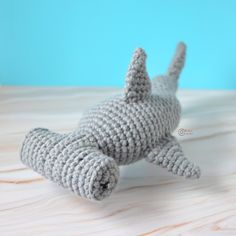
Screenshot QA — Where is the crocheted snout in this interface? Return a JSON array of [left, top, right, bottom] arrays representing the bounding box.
[[20, 128, 119, 201]]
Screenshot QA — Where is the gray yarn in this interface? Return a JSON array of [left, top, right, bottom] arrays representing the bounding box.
[[20, 42, 201, 201]]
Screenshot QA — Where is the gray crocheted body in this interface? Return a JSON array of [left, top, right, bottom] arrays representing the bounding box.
[[21, 42, 201, 201]]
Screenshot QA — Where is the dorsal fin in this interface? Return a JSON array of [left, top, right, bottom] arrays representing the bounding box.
[[124, 48, 151, 102]]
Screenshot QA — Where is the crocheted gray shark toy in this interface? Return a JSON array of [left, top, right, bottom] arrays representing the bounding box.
[[21, 42, 201, 201]]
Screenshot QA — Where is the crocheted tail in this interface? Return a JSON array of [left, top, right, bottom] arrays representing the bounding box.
[[167, 42, 186, 80], [20, 128, 119, 201], [152, 42, 186, 94]]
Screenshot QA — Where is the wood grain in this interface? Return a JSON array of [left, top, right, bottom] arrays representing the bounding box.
[[0, 87, 236, 236]]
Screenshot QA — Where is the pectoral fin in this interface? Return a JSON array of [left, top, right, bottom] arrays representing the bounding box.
[[145, 135, 201, 179]]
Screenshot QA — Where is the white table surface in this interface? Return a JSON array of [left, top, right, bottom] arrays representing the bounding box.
[[0, 87, 236, 236]]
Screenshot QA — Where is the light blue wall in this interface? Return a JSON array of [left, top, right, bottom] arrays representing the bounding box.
[[1, 0, 236, 89]]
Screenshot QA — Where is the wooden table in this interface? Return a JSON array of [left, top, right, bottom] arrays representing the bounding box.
[[1, 87, 236, 236]]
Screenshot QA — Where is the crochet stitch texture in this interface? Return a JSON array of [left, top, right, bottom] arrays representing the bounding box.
[[21, 42, 201, 201]]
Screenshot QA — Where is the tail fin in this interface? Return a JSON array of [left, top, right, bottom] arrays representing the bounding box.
[[167, 42, 186, 80]]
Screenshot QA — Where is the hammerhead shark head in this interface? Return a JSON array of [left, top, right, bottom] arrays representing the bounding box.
[[21, 42, 201, 201]]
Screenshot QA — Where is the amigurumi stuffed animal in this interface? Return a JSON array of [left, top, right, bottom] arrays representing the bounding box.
[[21, 42, 201, 201]]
